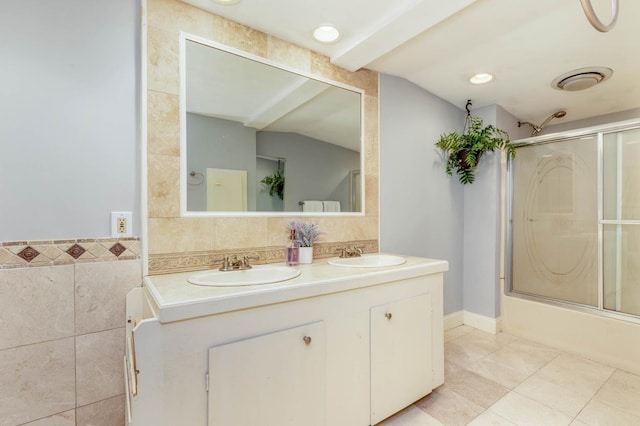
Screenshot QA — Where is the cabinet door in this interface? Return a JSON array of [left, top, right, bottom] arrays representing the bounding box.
[[370, 294, 432, 425], [208, 321, 325, 426]]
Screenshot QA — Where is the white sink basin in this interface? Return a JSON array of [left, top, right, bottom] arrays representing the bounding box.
[[188, 265, 301, 287], [327, 254, 406, 268]]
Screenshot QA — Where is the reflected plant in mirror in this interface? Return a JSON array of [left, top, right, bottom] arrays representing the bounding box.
[[260, 167, 285, 200], [183, 37, 364, 214]]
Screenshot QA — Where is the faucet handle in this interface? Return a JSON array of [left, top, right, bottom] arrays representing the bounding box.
[[213, 255, 230, 271], [335, 247, 347, 258], [242, 255, 259, 269]]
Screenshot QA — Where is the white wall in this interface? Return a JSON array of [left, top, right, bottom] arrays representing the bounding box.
[[379, 74, 465, 315], [0, 0, 140, 241]]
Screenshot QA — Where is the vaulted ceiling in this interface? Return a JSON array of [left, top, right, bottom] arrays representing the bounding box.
[[181, 0, 640, 127]]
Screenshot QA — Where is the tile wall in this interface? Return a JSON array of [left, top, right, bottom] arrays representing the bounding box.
[[0, 238, 142, 425], [145, 0, 380, 274]]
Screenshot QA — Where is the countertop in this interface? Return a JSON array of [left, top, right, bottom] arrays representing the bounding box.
[[143, 253, 449, 323]]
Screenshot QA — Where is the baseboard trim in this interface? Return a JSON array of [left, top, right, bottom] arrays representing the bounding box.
[[443, 311, 464, 331], [443, 310, 502, 334]]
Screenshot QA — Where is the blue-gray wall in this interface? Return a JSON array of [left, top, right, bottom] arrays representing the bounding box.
[[186, 113, 360, 212], [542, 107, 640, 135], [257, 132, 359, 212], [462, 105, 529, 318], [379, 73, 465, 315], [379, 75, 533, 318], [186, 113, 258, 211], [0, 0, 140, 240]]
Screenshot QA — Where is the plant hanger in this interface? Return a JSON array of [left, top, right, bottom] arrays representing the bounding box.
[[463, 99, 473, 134], [434, 99, 515, 184]]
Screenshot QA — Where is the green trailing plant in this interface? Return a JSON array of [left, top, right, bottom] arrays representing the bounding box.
[[260, 169, 285, 200], [435, 115, 515, 184]]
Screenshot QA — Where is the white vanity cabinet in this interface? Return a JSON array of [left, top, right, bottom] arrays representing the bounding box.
[[125, 256, 447, 426], [208, 321, 326, 426], [370, 294, 432, 424]]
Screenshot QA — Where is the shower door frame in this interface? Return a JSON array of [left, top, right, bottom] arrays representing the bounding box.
[[505, 118, 640, 324]]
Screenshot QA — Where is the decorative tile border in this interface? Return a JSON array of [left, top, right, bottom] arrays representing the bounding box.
[[148, 239, 379, 275], [0, 238, 141, 269]]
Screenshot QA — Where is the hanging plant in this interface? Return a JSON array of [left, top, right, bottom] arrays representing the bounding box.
[[435, 101, 515, 184], [260, 169, 285, 200]]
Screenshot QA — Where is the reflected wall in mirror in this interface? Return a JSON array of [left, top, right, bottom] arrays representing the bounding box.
[[183, 37, 364, 214]]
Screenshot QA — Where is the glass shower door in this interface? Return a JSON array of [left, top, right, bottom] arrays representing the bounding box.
[[511, 136, 599, 306], [602, 128, 640, 316]]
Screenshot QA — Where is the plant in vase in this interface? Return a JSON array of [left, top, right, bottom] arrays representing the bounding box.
[[288, 220, 324, 264]]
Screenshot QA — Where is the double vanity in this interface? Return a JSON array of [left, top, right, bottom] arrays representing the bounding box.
[[125, 254, 447, 425]]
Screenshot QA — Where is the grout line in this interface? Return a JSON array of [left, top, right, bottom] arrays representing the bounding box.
[[74, 262, 78, 410]]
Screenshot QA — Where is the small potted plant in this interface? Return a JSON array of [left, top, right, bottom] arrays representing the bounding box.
[[260, 169, 285, 200], [288, 220, 324, 264], [435, 114, 515, 184]]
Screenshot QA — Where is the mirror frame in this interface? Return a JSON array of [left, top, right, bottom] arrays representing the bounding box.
[[179, 32, 366, 217]]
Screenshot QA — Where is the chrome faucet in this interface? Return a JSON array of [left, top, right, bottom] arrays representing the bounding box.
[[215, 254, 259, 271]]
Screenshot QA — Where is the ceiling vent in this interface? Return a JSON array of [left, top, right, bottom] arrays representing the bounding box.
[[552, 67, 613, 91]]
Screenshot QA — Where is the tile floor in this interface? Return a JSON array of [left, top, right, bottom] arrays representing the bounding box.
[[379, 325, 640, 426]]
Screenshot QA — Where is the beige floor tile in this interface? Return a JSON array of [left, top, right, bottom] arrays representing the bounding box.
[[467, 357, 530, 389], [507, 339, 560, 361], [590, 369, 640, 418], [445, 342, 487, 368], [23, 410, 75, 426], [484, 341, 558, 376], [533, 354, 614, 396], [415, 387, 485, 426], [448, 331, 506, 357], [445, 325, 474, 342], [444, 359, 465, 381], [377, 405, 443, 426], [514, 375, 594, 417], [575, 398, 640, 426], [76, 395, 125, 426], [444, 369, 510, 409], [570, 421, 590, 426], [489, 392, 572, 425], [467, 410, 516, 425]]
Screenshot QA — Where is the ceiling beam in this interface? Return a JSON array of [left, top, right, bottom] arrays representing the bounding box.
[[244, 79, 329, 130], [331, 0, 478, 72]]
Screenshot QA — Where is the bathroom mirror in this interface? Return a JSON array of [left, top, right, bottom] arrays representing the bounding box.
[[182, 36, 364, 215]]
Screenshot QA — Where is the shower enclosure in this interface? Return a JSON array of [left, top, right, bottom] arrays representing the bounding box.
[[508, 120, 640, 321]]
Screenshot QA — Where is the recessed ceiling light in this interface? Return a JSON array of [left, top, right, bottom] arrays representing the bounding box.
[[469, 72, 495, 85], [211, 0, 240, 5], [313, 25, 341, 43]]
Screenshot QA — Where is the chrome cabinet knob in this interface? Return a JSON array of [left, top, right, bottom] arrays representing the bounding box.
[[303, 336, 312, 345], [385, 312, 392, 320]]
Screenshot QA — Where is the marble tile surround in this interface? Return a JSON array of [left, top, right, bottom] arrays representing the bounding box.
[[145, 0, 380, 273], [0, 244, 142, 426]]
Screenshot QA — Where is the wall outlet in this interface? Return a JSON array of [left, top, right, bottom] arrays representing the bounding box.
[[111, 212, 133, 237]]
